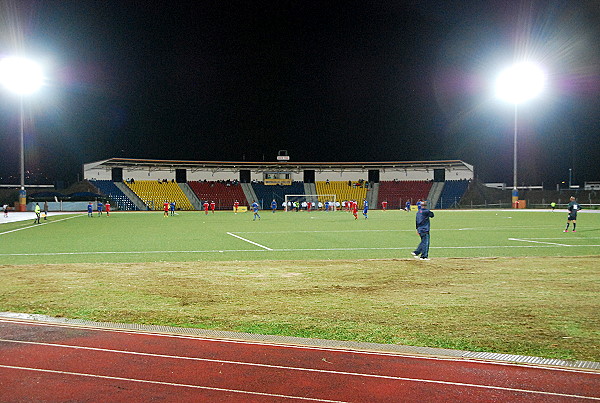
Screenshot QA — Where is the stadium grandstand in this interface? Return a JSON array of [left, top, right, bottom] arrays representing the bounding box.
[[125, 181, 194, 211], [252, 181, 305, 210], [315, 181, 368, 205], [377, 181, 432, 209], [89, 180, 140, 211], [82, 158, 474, 211], [189, 180, 246, 210], [435, 179, 470, 209]]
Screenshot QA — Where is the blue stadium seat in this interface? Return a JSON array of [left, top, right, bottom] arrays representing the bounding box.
[[90, 180, 140, 211], [436, 180, 469, 209]]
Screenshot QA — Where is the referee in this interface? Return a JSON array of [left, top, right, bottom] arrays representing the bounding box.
[[564, 196, 581, 232]]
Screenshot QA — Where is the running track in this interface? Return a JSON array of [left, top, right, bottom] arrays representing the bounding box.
[[0, 318, 599, 402]]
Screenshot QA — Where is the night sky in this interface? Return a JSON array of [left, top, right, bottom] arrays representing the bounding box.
[[1, 1, 599, 186]]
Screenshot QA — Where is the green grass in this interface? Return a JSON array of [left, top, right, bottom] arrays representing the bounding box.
[[1, 209, 598, 263], [1, 209, 599, 361]]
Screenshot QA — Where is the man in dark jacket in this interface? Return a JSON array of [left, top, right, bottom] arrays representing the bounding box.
[[412, 200, 434, 260]]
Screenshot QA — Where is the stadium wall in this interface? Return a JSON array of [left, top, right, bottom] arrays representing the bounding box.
[[83, 159, 474, 183]]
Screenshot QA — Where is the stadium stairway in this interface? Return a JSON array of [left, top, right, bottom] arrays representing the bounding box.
[[428, 182, 444, 208], [179, 183, 202, 210], [368, 183, 379, 209], [114, 182, 149, 210], [89, 180, 140, 211], [241, 183, 258, 207], [304, 183, 318, 206]]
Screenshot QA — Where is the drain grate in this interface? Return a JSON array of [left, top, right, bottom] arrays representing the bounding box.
[[1, 311, 598, 371]]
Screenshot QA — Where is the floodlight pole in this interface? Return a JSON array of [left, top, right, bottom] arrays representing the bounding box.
[[512, 104, 518, 208], [19, 96, 25, 190]]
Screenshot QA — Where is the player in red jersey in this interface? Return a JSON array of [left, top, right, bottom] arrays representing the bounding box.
[[352, 200, 358, 220], [105, 201, 111, 216], [234, 200, 239, 214], [203, 201, 209, 215], [210, 201, 216, 214], [381, 201, 387, 211], [163, 200, 169, 217]]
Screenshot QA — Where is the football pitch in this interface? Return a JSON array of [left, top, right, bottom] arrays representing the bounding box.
[[1, 209, 599, 361], [1, 209, 599, 264]]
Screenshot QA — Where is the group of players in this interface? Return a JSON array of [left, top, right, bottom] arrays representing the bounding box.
[[141, 194, 584, 237], [87, 201, 111, 217]]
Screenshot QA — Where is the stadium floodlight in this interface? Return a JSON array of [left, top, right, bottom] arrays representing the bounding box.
[[0, 56, 44, 95], [0, 56, 45, 211], [495, 62, 545, 207]]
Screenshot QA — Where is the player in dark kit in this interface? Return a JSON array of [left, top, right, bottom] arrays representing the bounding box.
[[412, 200, 434, 260], [564, 196, 581, 232]]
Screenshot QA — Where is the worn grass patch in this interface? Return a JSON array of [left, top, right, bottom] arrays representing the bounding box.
[[1, 256, 598, 361]]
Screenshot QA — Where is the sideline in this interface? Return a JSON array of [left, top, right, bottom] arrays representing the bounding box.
[[0, 215, 83, 236], [1, 243, 600, 257]]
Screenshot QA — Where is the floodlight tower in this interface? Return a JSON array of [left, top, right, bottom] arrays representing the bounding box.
[[0, 56, 44, 210], [495, 62, 545, 208]]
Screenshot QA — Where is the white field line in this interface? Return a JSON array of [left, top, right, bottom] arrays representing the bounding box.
[[508, 238, 571, 247], [2, 244, 600, 257], [0, 364, 345, 403], [233, 226, 558, 234], [0, 339, 598, 400], [523, 237, 600, 240], [226, 232, 273, 250], [0, 215, 82, 236]]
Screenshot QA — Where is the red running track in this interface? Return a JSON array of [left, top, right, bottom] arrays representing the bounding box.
[[0, 318, 599, 402]]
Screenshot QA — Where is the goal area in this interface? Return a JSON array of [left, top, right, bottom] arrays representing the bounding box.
[[284, 194, 337, 211]]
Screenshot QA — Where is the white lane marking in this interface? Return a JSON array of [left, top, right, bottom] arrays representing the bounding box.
[[2, 244, 600, 257], [226, 232, 272, 250], [508, 238, 571, 247], [0, 364, 346, 403], [2, 318, 598, 376], [0, 341, 598, 400], [0, 215, 82, 236]]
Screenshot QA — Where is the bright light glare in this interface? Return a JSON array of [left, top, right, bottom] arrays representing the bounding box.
[[0, 56, 44, 95], [495, 62, 545, 104]]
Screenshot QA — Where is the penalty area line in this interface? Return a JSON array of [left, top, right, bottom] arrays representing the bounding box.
[[226, 232, 273, 250], [508, 238, 571, 247]]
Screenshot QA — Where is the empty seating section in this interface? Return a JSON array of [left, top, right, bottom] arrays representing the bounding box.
[[125, 181, 194, 210], [188, 181, 247, 210], [436, 180, 469, 209], [378, 181, 432, 209], [90, 180, 139, 211], [315, 181, 367, 204], [251, 181, 305, 209]]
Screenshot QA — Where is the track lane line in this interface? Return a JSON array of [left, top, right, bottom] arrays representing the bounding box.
[[0, 364, 346, 403], [2, 318, 599, 375], [1, 338, 598, 400]]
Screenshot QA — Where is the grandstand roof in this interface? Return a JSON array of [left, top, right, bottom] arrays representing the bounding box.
[[85, 158, 473, 172]]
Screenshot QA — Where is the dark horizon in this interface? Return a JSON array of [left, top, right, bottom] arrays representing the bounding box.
[[1, 1, 599, 187]]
